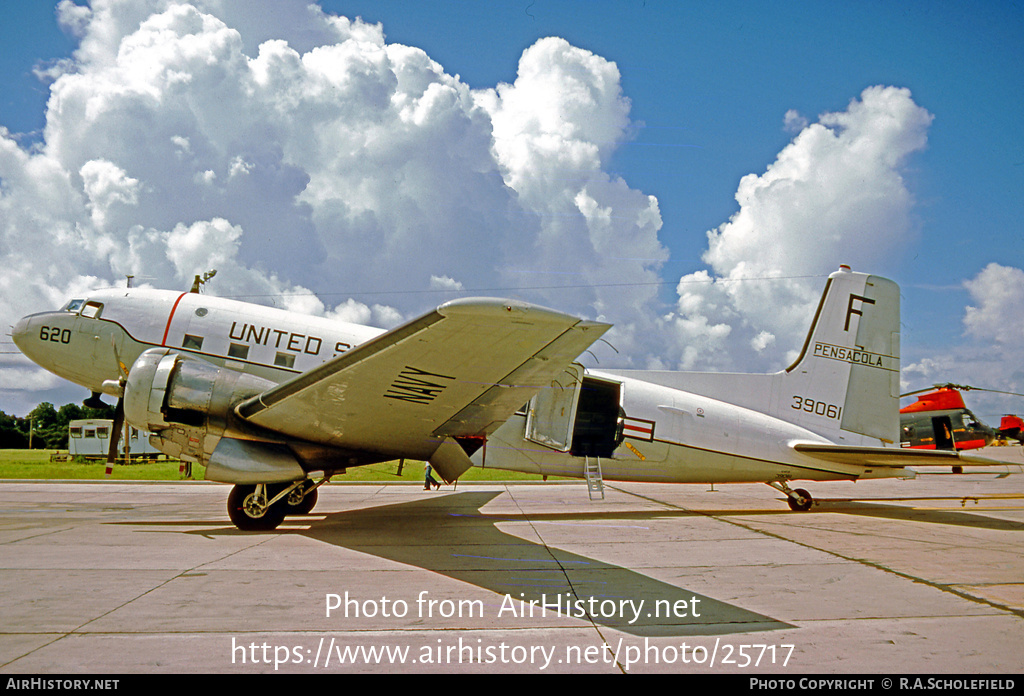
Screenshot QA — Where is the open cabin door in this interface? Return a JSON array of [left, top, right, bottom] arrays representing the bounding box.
[[525, 364, 583, 451], [932, 415, 955, 450], [525, 366, 624, 457], [569, 375, 623, 458]]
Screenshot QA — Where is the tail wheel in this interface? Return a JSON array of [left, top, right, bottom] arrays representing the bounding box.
[[787, 488, 814, 512], [227, 484, 287, 531]]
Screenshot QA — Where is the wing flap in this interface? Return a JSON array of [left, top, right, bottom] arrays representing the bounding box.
[[236, 298, 610, 461]]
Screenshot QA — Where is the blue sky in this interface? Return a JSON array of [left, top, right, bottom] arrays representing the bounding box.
[[1, 0, 1022, 419]]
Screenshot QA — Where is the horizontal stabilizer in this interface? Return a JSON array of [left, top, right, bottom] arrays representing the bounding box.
[[792, 442, 1007, 468]]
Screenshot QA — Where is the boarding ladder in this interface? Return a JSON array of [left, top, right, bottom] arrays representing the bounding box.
[[584, 456, 604, 500]]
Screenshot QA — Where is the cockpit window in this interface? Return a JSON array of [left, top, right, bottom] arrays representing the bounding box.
[[80, 301, 103, 319], [60, 299, 103, 318]]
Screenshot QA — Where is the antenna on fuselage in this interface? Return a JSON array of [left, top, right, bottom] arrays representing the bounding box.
[[190, 270, 217, 293]]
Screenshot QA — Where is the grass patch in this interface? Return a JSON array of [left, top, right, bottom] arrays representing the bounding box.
[[0, 450, 561, 483], [0, 450, 196, 480]]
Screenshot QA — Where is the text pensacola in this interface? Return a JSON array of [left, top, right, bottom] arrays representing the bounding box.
[[750, 678, 1016, 690], [325, 590, 702, 625]]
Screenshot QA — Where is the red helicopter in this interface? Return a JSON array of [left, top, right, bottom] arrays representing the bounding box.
[[1000, 414, 1024, 445], [900, 384, 1023, 450]]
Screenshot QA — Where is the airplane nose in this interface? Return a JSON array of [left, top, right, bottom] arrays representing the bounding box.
[[11, 315, 31, 351]]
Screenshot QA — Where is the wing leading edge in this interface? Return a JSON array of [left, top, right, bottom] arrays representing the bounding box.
[[235, 298, 610, 479]]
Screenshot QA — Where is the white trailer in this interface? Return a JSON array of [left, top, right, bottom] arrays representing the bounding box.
[[68, 419, 161, 459]]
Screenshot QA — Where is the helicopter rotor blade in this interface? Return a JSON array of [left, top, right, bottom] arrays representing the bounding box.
[[901, 383, 1024, 399]]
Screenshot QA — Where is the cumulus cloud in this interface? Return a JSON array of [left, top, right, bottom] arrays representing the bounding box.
[[56, 0, 92, 38], [0, 1, 666, 412], [783, 109, 808, 134], [865, 264, 1024, 422], [938, 264, 1024, 417], [664, 86, 935, 371], [963, 263, 1024, 346]]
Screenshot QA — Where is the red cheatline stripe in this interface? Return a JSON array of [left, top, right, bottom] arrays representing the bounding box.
[[161, 292, 188, 347]]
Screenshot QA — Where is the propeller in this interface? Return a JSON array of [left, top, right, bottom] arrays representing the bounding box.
[[105, 398, 124, 478], [103, 338, 131, 478]]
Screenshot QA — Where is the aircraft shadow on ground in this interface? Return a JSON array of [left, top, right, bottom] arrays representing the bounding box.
[[810, 499, 1024, 531], [129, 490, 1022, 636], [174, 491, 790, 638]]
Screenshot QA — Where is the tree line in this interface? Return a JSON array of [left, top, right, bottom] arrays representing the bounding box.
[[0, 402, 117, 449]]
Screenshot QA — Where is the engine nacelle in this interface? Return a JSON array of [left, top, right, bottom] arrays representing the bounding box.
[[122, 348, 276, 464]]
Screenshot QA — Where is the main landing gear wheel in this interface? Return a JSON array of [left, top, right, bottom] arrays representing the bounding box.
[[227, 484, 287, 531], [787, 488, 814, 512], [284, 479, 318, 515]]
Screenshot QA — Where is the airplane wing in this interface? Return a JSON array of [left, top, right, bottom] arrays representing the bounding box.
[[235, 298, 609, 480], [792, 442, 1012, 468]]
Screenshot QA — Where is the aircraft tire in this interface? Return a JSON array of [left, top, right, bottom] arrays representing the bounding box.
[[787, 488, 813, 512], [285, 481, 318, 515], [227, 484, 287, 531]]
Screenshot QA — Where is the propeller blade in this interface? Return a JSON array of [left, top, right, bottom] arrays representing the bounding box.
[[83, 391, 107, 410], [106, 398, 124, 478], [111, 336, 129, 379]]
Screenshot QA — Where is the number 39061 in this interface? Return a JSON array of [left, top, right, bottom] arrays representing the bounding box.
[[791, 396, 841, 420]]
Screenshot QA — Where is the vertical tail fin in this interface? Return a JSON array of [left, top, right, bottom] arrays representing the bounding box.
[[778, 266, 900, 444]]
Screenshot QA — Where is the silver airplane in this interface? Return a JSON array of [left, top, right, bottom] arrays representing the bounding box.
[[12, 266, 1000, 529], [13, 289, 609, 529]]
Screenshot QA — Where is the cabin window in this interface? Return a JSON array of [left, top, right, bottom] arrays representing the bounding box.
[[228, 343, 249, 360], [96, 427, 109, 438], [182, 334, 204, 350], [84, 429, 95, 439], [274, 352, 296, 369], [80, 301, 104, 319], [69, 427, 82, 438], [62, 299, 85, 313]]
